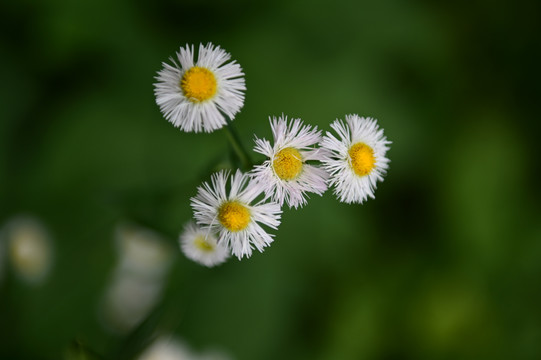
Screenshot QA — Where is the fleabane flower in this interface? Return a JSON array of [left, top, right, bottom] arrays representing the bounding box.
[[179, 222, 230, 267], [154, 43, 246, 133], [320, 114, 391, 204], [3, 217, 53, 284], [251, 115, 329, 209], [190, 170, 281, 259]]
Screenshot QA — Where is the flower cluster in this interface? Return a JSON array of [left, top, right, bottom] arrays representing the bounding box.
[[154, 43, 391, 266]]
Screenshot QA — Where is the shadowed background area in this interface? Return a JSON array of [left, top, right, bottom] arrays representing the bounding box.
[[1, 0, 541, 359]]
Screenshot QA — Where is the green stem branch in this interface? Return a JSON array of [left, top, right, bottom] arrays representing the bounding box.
[[224, 119, 253, 171]]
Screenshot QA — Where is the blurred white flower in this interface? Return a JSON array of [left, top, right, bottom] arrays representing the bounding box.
[[102, 271, 164, 332], [191, 170, 281, 259], [139, 336, 233, 360], [180, 222, 230, 267], [320, 114, 391, 204], [251, 115, 329, 208], [116, 225, 173, 277], [100, 224, 174, 334], [2, 216, 53, 284], [154, 43, 246, 133]]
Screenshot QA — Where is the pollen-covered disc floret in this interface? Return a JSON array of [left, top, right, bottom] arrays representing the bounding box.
[[154, 43, 246, 133], [273, 147, 303, 180], [218, 201, 251, 232], [320, 114, 391, 204], [190, 170, 282, 259], [251, 115, 330, 209], [179, 222, 230, 267]]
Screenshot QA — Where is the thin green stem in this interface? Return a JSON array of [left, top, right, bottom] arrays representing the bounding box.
[[224, 119, 253, 171]]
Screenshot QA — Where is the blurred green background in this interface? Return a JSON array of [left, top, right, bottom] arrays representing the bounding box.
[[1, 0, 541, 359]]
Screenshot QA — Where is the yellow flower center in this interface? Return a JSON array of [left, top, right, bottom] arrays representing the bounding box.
[[194, 236, 215, 252], [180, 66, 217, 102], [273, 147, 303, 180], [218, 201, 251, 232], [348, 142, 376, 177]]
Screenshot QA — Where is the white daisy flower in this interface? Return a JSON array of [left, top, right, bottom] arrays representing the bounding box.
[[191, 170, 281, 259], [320, 114, 391, 204], [179, 221, 230, 267], [251, 115, 329, 209], [154, 43, 246, 133]]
